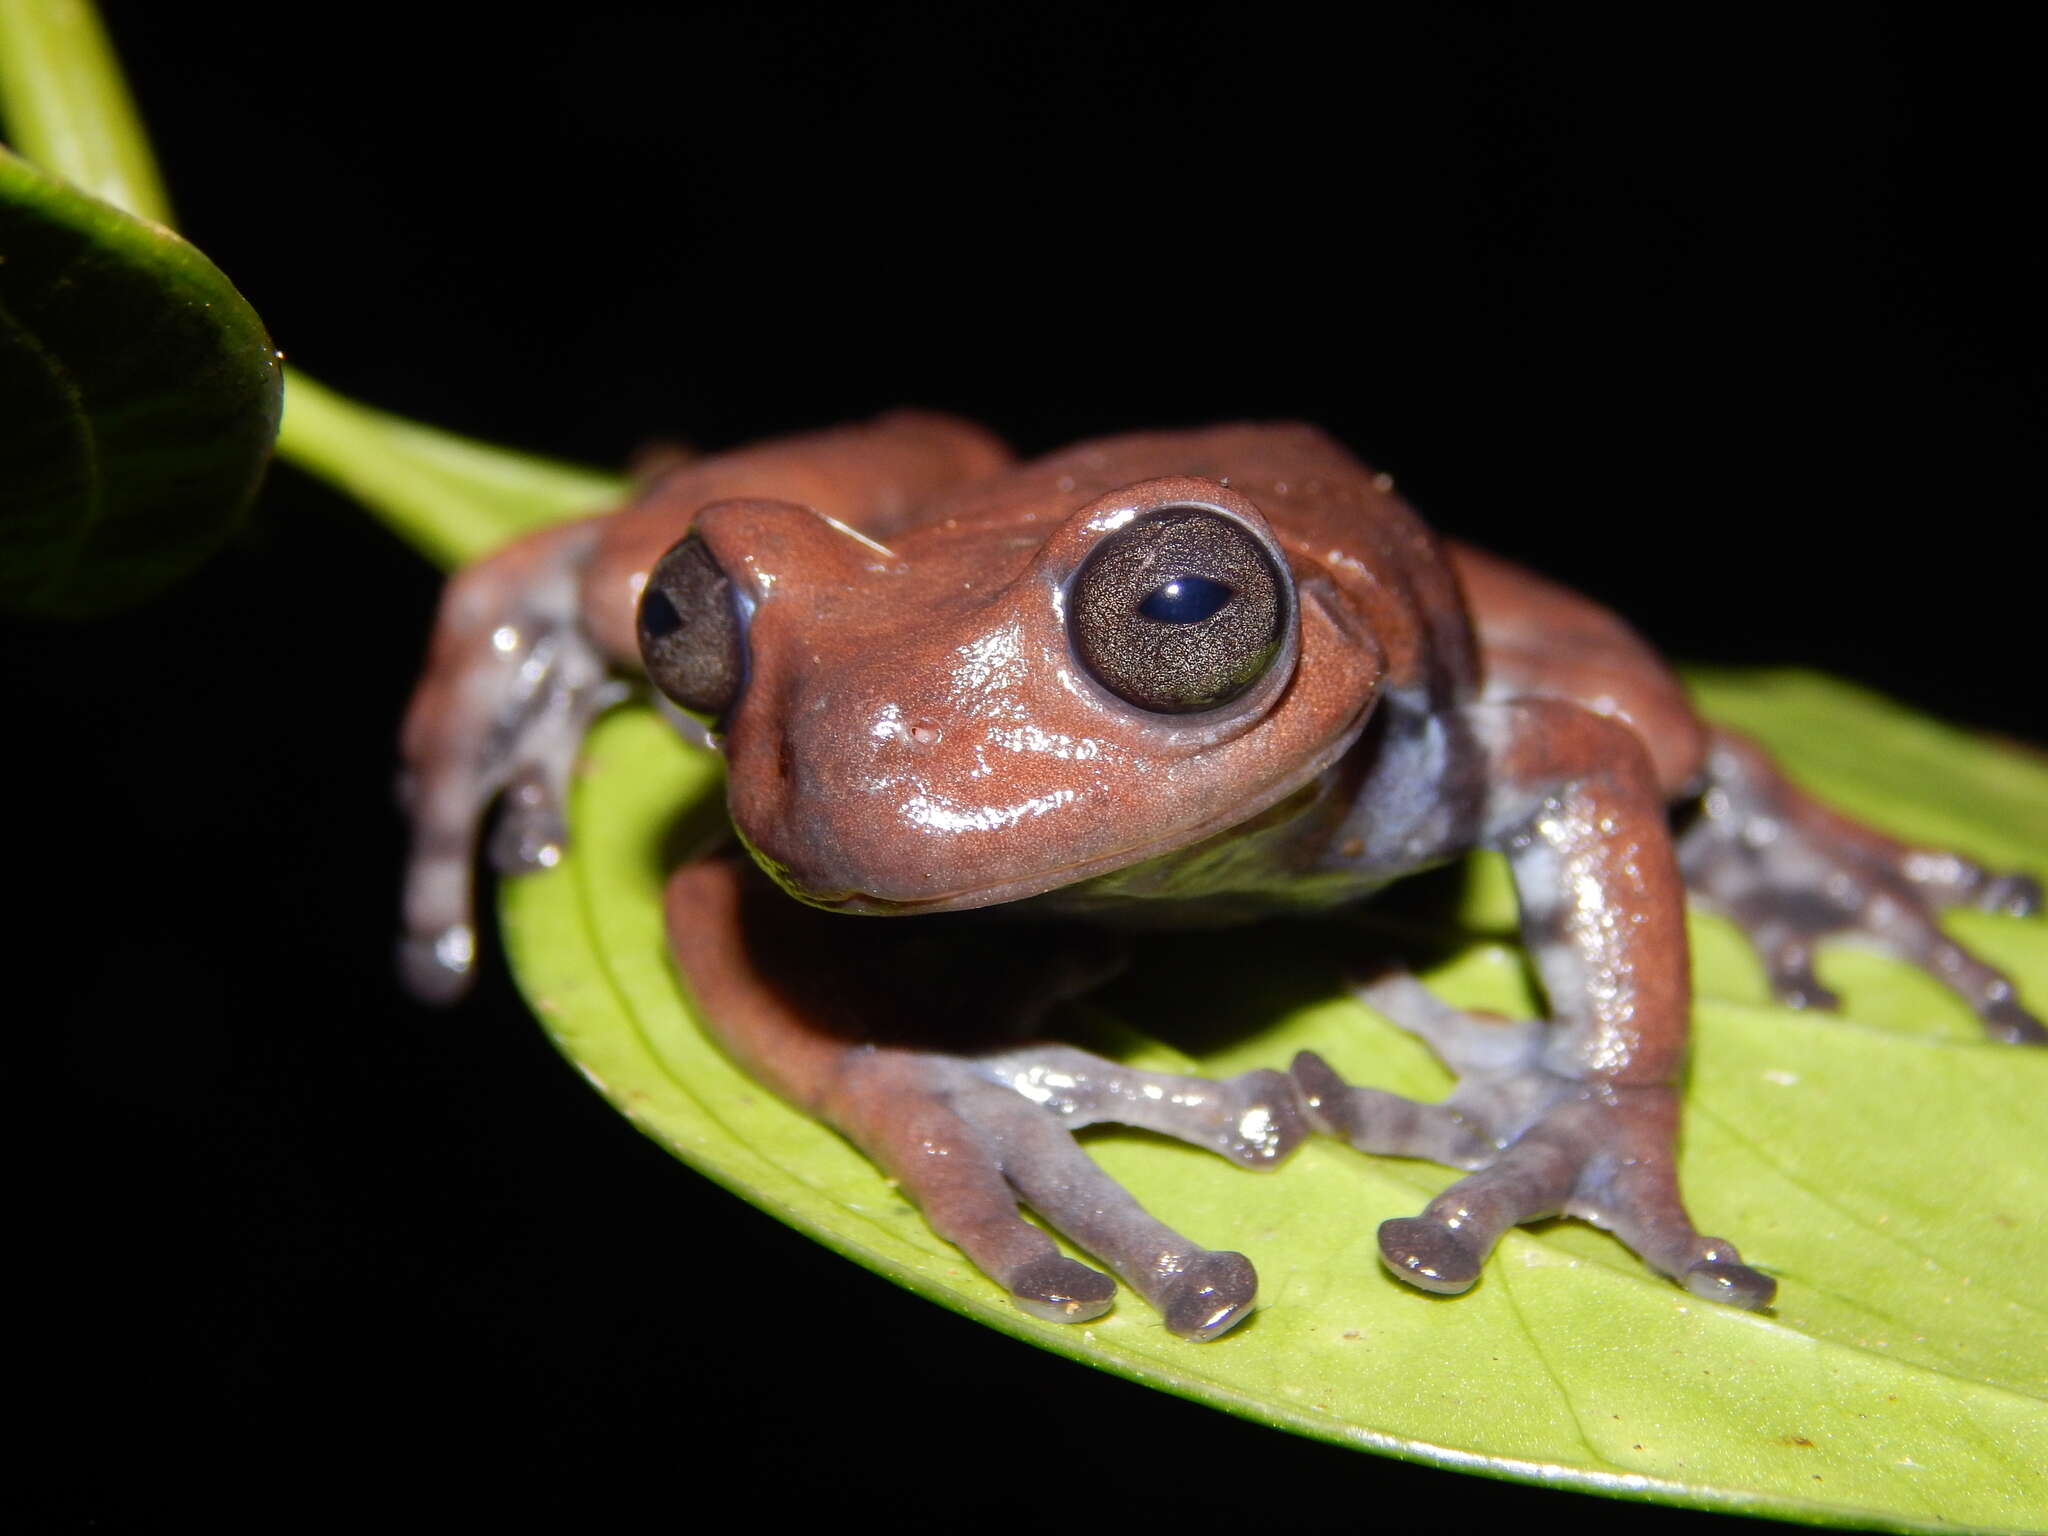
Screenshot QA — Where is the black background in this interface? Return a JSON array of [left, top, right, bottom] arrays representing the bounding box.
[[22, 4, 2042, 1530]]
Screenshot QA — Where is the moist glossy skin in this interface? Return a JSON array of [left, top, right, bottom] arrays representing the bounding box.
[[401, 414, 2044, 1339]]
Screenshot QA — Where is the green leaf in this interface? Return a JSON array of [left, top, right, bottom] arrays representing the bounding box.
[[0, 0, 281, 616], [498, 673, 2047, 1534], [0, 146, 280, 616]]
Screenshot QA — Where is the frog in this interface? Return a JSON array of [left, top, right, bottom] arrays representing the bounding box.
[[399, 413, 2044, 1340]]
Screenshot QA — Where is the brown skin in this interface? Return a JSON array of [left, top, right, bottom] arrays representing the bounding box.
[[401, 415, 2042, 1336]]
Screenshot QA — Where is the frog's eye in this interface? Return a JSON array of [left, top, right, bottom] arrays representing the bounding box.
[[1069, 509, 1288, 714], [638, 533, 746, 719]]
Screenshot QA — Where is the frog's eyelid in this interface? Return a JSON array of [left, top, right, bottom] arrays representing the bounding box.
[[638, 534, 750, 721], [815, 513, 896, 560], [1065, 508, 1290, 716]]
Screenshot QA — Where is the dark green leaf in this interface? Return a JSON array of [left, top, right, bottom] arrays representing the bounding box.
[[0, 147, 280, 616]]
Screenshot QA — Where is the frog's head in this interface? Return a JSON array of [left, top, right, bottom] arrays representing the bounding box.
[[636, 475, 1384, 912]]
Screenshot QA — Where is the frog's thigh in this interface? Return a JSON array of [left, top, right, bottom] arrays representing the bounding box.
[[660, 859, 1293, 1339], [1449, 540, 1706, 797]]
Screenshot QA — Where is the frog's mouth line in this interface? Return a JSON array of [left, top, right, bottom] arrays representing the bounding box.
[[755, 697, 1378, 917]]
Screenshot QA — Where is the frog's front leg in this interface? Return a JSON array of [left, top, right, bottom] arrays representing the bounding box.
[[1298, 698, 1775, 1309], [1679, 728, 2044, 1044], [400, 518, 629, 1001], [664, 859, 1308, 1339]]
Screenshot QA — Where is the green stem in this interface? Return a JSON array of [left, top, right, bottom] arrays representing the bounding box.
[[0, 0, 171, 224], [277, 370, 623, 568]]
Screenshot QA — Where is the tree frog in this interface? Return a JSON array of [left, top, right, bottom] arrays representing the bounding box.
[[400, 415, 2042, 1339]]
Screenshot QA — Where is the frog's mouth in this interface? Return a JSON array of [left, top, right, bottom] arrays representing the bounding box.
[[765, 867, 1079, 916], [738, 831, 1096, 917], [740, 708, 1369, 918]]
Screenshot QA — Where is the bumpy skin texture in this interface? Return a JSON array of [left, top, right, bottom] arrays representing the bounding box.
[[401, 413, 2043, 1335]]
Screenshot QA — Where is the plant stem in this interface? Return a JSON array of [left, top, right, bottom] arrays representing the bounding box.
[[278, 371, 622, 569], [0, 0, 171, 225]]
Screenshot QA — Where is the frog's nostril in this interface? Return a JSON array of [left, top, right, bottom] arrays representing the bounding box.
[[868, 714, 943, 747]]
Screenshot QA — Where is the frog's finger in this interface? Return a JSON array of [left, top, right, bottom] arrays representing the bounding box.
[[832, 1062, 1118, 1326], [1290, 1050, 1492, 1168], [1894, 848, 2042, 917], [1744, 921, 1842, 1014], [397, 784, 487, 1004], [974, 1045, 1306, 1169], [833, 1054, 1251, 1337], [484, 679, 630, 874], [1569, 1101, 1778, 1310], [1377, 1129, 1580, 1296], [955, 1075, 1259, 1340], [399, 518, 618, 1002]]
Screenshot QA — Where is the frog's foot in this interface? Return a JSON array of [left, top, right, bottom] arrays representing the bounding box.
[[398, 521, 628, 1002], [1292, 973, 1774, 1309], [827, 1045, 1308, 1339], [1678, 729, 2044, 1044]]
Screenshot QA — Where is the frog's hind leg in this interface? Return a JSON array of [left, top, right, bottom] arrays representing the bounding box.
[[1680, 729, 2044, 1044], [664, 859, 1307, 1339]]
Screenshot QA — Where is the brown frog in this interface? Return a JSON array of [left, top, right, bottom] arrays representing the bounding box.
[[400, 415, 2042, 1339]]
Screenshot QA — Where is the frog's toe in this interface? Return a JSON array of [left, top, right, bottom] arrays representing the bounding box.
[[1351, 971, 1544, 1074], [1377, 1216, 1485, 1294], [1159, 1251, 1260, 1341], [1564, 1089, 1776, 1309], [1005, 1254, 1117, 1326], [1748, 924, 1842, 1013], [1291, 1050, 1494, 1167], [1982, 996, 2048, 1046], [1682, 728, 2044, 1044], [398, 924, 476, 1006], [486, 765, 570, 874], [1973, 869, 2041, 918], [1684, 1254, 1776, 1310]]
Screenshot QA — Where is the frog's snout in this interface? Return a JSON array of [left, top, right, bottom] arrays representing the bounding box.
[[724, 690, 1109, 914]]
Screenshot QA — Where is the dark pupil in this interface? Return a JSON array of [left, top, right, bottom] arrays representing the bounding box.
[[1138, 575, 1233, 624], [640, 587, 683, 638]]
